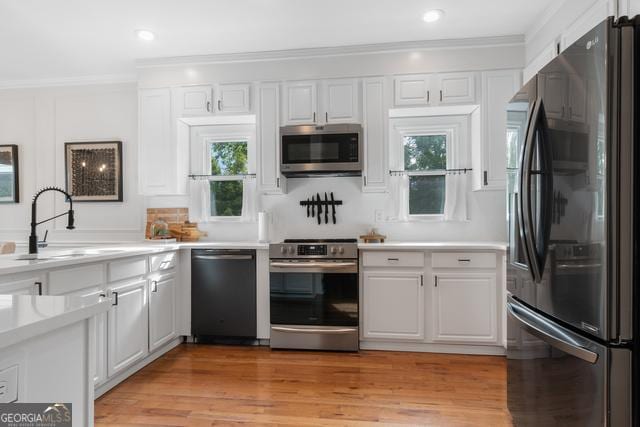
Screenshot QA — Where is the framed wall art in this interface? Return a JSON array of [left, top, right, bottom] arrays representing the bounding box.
[[65, 141, 123, 202], [0, 145, 19, 203]]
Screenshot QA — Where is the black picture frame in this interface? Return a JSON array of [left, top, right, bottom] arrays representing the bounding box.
[[0, 145, 19, 203], [64, 141, 123, 202]]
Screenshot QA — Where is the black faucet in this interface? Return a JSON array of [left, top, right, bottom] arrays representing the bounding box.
[[29, 187, 75, 255]]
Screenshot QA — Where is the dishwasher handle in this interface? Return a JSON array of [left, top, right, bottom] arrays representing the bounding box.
[[193, 254, 254, 260]]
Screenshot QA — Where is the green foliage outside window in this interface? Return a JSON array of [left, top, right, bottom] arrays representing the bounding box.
[[209, 141, 247, 217], [403, 135, 447, 215]]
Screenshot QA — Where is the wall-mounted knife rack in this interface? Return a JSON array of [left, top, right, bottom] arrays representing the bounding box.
[[300, 192, 342, 224]]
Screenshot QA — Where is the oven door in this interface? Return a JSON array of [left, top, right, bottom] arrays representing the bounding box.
[[269, 260, 358, 327]]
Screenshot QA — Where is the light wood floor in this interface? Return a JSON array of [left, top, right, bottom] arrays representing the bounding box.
[[95, 344, 511, 426]]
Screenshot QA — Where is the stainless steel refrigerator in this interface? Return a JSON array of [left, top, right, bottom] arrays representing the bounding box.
[[506, 16, 638, 426]]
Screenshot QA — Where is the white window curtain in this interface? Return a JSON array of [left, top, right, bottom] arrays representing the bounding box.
[[390, 113, 471, 222]]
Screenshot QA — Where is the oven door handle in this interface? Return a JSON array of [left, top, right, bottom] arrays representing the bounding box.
[[270, 261, 357, 268], [272, 326, 358, 335]]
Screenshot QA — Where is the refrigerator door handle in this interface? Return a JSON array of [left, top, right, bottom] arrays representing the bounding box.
[[507, 296, 598, 364], [518, 99, 540, 282]]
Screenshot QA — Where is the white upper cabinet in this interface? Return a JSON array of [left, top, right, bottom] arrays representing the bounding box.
[[394, 72, 476, 107], [473, 69, 521, 191], [362, 271, 425, 341], [539, 72, 566, 120], [139, 88, 185, 196], [216, 83, 251, 113], [283, 81, 318, 125], [257, 83, 286, 194], [175, 85, 214, 116], [436, 72, 476, 105], [362, 77, 387, 193], [322, 78, 360, 123], [394, 74, 431, 106], [431, 272, 498, 344]]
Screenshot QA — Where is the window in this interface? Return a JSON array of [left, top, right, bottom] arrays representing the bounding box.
[[208, 141, 247, 218], [403, 134, 447, 215]]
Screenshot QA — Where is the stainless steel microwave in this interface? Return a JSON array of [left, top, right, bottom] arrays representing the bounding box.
[[279, 124, 362, 177]]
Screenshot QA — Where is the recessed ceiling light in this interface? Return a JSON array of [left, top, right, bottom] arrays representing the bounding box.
[[135, 29, 155, 41], [423, 9, 444, 23]]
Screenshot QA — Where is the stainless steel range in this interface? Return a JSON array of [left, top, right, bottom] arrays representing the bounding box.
[[269, 239, 359, 351]]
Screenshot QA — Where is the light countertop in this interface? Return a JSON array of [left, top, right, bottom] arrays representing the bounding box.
[[0, 241, 269, 276], [358, 241, 507, 251], [0, 294, 112, 349]]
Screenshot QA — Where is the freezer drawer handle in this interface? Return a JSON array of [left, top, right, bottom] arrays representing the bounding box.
[[194, 255, 254, 260], [507, 298, 598, 364], [272, 326, 357, 335]]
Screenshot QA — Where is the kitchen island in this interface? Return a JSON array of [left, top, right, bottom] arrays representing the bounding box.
[[0, 294, 111, 427]]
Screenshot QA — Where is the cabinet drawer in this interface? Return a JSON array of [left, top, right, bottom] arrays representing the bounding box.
[[431, 252, 496, 269], [150, 251, 177, 272], [49, 264, 105, 295], [362, 251, 424, 268], [108, 257, 148, 282]]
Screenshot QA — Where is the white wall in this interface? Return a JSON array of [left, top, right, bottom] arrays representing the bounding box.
[[0, 83, 144, 244], [0, 40, 524, 245]]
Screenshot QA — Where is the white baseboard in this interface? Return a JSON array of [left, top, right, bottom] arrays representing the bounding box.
[[359, 340, 506, 355], [95, 337, 183, 398]]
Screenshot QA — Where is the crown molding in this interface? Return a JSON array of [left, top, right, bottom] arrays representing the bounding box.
[[0, 73, 137, 90], [136, 35, 525, 68]]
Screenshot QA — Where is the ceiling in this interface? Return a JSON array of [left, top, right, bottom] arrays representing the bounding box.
[[0, 0, 556, 84]]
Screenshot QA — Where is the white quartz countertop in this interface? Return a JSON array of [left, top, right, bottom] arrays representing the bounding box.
[[358, 241, 507, 251], [0, 241, 269, 276], [0, 294, 112, 349]]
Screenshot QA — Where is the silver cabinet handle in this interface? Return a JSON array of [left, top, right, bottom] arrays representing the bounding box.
[[270, 261, 356, 268], [34, 281, 42, 296], [507, 296, 598, 364], [313, 112, 316, 122], [206, 101, 211, 112], [440, 90, 443, 102], [325, 112, 328, 122], [434, 275, 438, 287], [387, 258, 399, 261], [427, 90, 430, 103], [112, 291, 119, 306], [458, 258, 471, 263], [218, 99, 222, 111], [420, 275, 424, 287], [152, 281, 158, 293]]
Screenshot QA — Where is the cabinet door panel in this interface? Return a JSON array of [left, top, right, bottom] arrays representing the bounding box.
[[362, 77, 387, 192], [568, 75, 586, 123], [149, 276, 177, 351], [177, 85, 213, 116], [258, 83, 285, 194], [324, 79, 359, 123], [363, 272, 424, 340], [432, 273, 497, 344], [139, 88, 174, 195], [394, 75, 430, 106], [108, 279, 148, 377], [218, 83, 250, 113], [284, 81, 317, 124], [539, 73, 566, 120], [437, 72, 476, 104]]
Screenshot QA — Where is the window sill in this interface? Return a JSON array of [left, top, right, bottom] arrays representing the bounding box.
[[206, 217, 255, 223]]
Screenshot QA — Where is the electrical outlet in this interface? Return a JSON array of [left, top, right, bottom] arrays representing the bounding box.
[[0, 365, 18, 403], [374, 210, 385, 223]]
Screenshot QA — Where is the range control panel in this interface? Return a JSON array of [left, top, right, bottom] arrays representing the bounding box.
[[298, 245, 327, 256]]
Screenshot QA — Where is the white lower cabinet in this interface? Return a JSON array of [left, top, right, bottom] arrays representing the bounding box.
[[0, 273, 44, 295], [107, 279, 149, 377], [431, 272, 498, 344], [149, 274, 177, 351], [362, 271, 424, 340]]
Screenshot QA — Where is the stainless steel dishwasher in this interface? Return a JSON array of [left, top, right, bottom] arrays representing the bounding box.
[[191, 249, 256, 339]]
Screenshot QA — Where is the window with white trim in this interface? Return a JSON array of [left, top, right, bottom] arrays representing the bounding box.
[[403, 133, 448, 216], [208, 140, 248, 218]]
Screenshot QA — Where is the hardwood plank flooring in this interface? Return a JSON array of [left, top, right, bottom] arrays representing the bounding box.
[[95, 344, 511, 426]]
